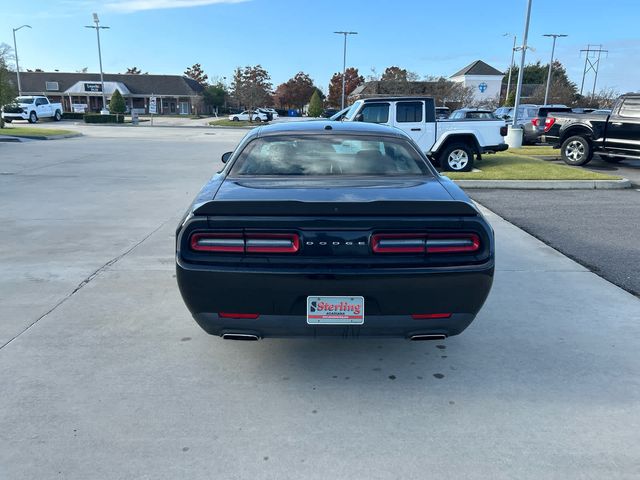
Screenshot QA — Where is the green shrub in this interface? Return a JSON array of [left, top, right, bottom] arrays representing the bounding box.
[[84, 113, 124, 124], [109, 90, 126, 114], [63, 112, 85, 120], [307, 90, 323, 117]]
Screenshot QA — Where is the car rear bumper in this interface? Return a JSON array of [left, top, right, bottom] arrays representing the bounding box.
[[193, 312, 477, 339], [481, 143, 509, 153], [176, 261, 494, 338]]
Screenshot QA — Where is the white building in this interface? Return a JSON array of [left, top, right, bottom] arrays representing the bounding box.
[[450, 60, 504, 104]]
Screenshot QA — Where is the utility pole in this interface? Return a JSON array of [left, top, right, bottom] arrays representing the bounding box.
[[85, 13, 110, 113], [12, 25, 32, 96], [542, 33, 567, 105], [502, 33, 517, 102], [580, 44, 608, 97], [334, 31, 358, 110], [512, 0, 533, 130]]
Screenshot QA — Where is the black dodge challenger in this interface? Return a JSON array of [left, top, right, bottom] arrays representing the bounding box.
[[176, 121, 494, 340]]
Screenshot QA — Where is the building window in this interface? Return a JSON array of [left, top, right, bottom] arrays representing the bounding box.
[[45, 81, 59, 91]]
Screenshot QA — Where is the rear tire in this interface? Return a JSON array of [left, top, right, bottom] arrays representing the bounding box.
[[560, 135, 593, 166], [54, 110, 62, 122], [232, 117, 239, 121], [440, 143, 474, 172], [4, 118, 12, 123], [28, 111, 38, 124]]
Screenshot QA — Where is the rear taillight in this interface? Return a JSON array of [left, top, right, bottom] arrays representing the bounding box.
[[190, 232, 299, 254], [371, 233, 480, 254], [218, 312, 260, 319], [371, 233, 425, 253], [543, 116, 556, 132], [245, 233, 299, 253], [190, 232, 244, 252], [500, 125, 508, 137], [531, 118, 539, 127], [426, 233, 480, 253], [412, 313, 452, 319]]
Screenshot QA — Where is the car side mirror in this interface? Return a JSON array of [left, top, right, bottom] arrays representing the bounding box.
[[221, 152, 232, 163], [355, 113, 364, 122]]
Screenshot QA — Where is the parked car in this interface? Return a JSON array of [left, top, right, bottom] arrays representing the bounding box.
[[321, 108, 339, 118], [571, 107, 596, 114], [2, 96, 63, 123], [545, 94, 640, 165], [341, 97, 508, 172], [435, 107, 450, 119], [494, 106, 512, 119], [176, 121, 495, 340], [258, 108, 279, 120], [228, 110, 268, 122], [328, 107, 350, 121], [525, 106, 573, 144], [448, 109, 497, 120]]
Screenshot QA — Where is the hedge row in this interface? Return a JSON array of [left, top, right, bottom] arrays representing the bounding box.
[[84, 114, 125, 124], [62, 112, 85, 120]]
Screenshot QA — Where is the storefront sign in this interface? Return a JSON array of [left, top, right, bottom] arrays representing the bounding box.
[[84, 83, 103, 93]]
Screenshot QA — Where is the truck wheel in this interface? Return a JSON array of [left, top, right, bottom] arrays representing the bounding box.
[[28, 111, 38, 124], [54, 111, 62, 121], [561, 135, 593, 166], [440, 143, 474, 172], [4, 118, 12, 123]]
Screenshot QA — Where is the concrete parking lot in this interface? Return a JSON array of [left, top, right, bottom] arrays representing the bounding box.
[[1, 125, 639, 479]]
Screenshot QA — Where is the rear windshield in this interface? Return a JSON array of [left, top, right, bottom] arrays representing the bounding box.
[[16, 97, 35, 104], [229, 135, 431, 177]]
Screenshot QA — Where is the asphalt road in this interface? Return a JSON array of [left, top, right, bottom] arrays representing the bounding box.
[[469, 189, 640, 296], [1, 125, 639, 479]]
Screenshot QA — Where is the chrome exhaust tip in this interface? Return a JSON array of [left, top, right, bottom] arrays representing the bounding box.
[[222, 333, 260, 341], [409, 334, 447, 341]]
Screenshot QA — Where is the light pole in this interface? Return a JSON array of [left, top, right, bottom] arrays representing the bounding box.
[[12, 24, 31, 96], [502, 33, 517, 103], [334, 31, 357, 110], [85, 13, 110, 113], [512, 0, 533, 128], [543, 34, 567, 105]]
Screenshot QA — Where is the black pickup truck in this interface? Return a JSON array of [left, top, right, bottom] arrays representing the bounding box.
[[545, 93, 640, 166]]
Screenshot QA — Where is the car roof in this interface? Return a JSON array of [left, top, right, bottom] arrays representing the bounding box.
[[454, 108, 492, 112], [361, 96, 434, 103], [248, 120, 410, 140]]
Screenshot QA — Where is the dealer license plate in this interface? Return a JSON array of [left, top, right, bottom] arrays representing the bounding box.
[[306, 296, 365, 325]]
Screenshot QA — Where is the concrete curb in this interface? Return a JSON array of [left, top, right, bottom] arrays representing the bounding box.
[[454, 178, 632, 189], [0, 132, 82, 141]]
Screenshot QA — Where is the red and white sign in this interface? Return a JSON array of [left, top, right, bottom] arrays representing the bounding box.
[[306, 296, 365, 325]]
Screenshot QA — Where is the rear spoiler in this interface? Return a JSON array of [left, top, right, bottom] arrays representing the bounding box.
[[193, 200, 479, 217]]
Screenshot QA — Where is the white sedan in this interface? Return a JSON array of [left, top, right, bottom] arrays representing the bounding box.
[[228, 110, 268, 122]]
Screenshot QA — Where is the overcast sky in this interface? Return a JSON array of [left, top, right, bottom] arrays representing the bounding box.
[[1, 0, 638, 94]]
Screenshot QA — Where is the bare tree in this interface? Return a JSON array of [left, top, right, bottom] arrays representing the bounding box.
[[0, 43, 17, 128]]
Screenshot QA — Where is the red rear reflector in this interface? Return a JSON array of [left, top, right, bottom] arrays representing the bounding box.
[[190, 233, 244, 252], [218, 312, 260, 319], [412, 313, 452, 319], [531, 118, 539, 126], [544, 116, 556, 132], [245, 233, 299, 253], [426, 233, 480, 253], [371, 233, 425, 253]]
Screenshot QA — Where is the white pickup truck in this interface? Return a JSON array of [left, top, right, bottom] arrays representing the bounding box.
[[342, 97, 508, 171], [2, 96, 63, 124]]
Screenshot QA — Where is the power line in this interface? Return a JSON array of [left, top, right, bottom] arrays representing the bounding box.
[[580, 44, 608, 97]]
